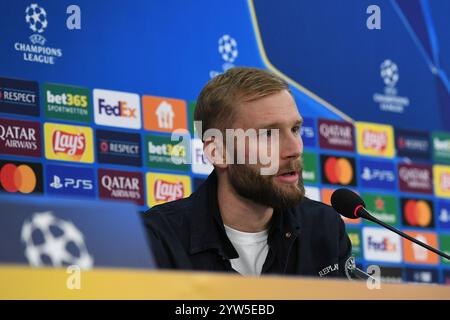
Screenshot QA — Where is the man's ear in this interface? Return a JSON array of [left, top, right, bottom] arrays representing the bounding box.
[[203, 137, 228, 169]]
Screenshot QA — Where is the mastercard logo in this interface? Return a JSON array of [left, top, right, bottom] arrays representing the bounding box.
[[323, 156, 354, 185], [0, 163, 37, 193], [403, 199, 433, 227]]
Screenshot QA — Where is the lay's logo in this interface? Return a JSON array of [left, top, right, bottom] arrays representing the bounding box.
[[146, 172, 191, 207], [434, 165, 450, 198], [441, 173, 450, 190], [52, 130, 85, 156], [44, 123, 94, 163], [154, 179, 184, 202], [363, 130, 387, 152], [356, 122, 394, 158]]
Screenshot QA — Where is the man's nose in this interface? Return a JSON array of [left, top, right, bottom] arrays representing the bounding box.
[[280, 133, 303, 160]]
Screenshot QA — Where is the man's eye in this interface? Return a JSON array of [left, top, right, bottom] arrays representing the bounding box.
[[292, 126, 300, 134]]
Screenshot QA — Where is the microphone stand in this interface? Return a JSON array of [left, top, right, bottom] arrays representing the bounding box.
[[359, 207, 450, 260]]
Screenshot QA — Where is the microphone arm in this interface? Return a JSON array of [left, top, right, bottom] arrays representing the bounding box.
[[358, 206, 450, 260]]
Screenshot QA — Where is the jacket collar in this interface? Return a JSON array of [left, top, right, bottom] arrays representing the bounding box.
[[188, 170, 238, 258], [187, 170, 302, 258]]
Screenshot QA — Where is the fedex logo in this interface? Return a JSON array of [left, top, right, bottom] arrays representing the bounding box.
[[367, 237, 397, 252], [98, 99, 136, 118], [363, 227, 402, 262], [191, 138, 213, 175], [93, 89, 141, 129]]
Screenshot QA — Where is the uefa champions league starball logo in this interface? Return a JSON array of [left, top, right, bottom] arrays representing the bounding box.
[[209, 34, 239, 78], [25, 4, 48, 33], [21, 211, 93, 269], [373, 58, 409, 113], [218, 34, 238, 63], [380, 59, 399, 87]]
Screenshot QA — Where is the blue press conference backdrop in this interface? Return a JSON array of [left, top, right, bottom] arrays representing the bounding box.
[[0, 0, 450, 284]]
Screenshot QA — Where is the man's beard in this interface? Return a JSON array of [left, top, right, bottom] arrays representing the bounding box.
[[228, 158, 305, 211]]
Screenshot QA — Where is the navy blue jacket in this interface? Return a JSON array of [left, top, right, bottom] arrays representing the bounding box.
[[142, 171, 352, 277]]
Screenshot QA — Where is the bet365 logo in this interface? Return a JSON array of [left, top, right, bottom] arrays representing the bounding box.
[[47, 90, 87, 107], [43, 83, 91, 123]]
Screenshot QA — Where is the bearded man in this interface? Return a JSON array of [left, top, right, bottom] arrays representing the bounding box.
[[142, 67, 352, 277]]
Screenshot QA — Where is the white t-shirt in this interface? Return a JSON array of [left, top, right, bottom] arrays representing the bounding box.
[[224, 225, 269, 276]]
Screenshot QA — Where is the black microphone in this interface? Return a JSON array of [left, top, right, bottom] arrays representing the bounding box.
[[331, 188, 450, 261]]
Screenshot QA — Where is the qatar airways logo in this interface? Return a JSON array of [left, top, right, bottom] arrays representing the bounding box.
[[52, 130, 85, 156], [318, 119, 354, 151], [399, 167, 430, 185], [154, 179, 184, 202], [101, 175, 140, 192], [320, 125, 352, 139], [0, 118, 41, 157], [98, 169, 144, 205], [363, 130, 387, 152], [398, 164, 432, 194]]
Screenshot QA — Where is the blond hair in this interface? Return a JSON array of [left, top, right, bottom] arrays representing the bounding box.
[[194, 67, 290, 137]]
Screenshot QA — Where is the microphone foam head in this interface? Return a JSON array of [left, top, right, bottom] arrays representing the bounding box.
[[331, 188, 365, 219]]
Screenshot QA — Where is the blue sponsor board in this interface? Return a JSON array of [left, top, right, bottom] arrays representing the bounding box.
[[377, 266, 404, 284], [359, 158, 396, 190], [96, 129, 142, 167], [395, 129, 431, 161], [0, 195, 155, 269], [0, 77, 40, 117], [405, 267, 439, 284], [46, 164, 96, 198], [437, 200, 450, 229], [300, 117, 316, 148]]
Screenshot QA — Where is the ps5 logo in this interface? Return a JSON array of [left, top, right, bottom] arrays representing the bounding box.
[[361, 167, 395, 181], [49, 175, 93, 190]]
